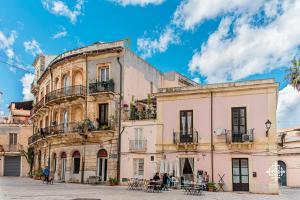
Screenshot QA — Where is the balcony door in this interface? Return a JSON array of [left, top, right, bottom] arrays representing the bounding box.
[[98, 103, 108, 128], [180, 110, 193, 143], [63, 75, 70, 95], [63, 111, 68, 131], [134, 128, 143, 149], [232, 107, 247, 142], [99, 67, 109, 82], [232, 158, 249, 191]]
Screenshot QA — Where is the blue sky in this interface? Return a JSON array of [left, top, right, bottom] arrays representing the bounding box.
[[0, 0, 300, 128]]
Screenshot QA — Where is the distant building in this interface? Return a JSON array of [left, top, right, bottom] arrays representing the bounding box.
[[277, 127, 300, 187], [0, 101, 33, 176]]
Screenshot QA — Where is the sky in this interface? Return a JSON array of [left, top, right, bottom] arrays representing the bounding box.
[[0, 0, 300, 128]]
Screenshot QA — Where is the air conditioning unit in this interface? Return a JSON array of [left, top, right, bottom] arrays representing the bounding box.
[[242, 134, 253, 142], [214, 128, 226, 136]]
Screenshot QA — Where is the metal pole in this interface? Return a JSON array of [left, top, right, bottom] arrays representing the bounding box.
[[210, 91, 214, 183], [117, 57, 123, 182]]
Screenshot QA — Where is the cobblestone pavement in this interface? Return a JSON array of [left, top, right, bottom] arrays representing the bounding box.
[[0, 177, 300, 200]]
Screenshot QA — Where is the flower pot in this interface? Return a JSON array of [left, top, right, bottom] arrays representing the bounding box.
[[208, 187, 214, 192]]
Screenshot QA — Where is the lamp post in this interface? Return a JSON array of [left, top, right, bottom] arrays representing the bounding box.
[[265, 120, 272, 137]]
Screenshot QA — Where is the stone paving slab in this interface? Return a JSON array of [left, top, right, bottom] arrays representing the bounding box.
[[0, 177, 300, 200]]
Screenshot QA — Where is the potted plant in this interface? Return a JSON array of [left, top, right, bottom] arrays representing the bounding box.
[[33, 169, 43, 180], [207, 182, 216, 192], [108, 177, 118, 186]]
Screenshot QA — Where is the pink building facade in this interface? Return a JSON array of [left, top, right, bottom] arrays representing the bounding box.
[[121, 79, 279, 194]]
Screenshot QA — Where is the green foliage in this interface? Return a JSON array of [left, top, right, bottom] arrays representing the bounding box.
[[286, 57, 300, 91], [108, 177, 118, 185], [21, 146, 35, 175]]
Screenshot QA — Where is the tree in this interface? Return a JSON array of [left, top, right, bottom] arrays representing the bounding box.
[[286, 57, 300, 91], [21, 146, 34, 176]]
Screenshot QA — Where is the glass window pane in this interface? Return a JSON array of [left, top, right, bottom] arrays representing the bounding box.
[[232, 159, 239, 167], [241, 176, 248, 183], [233, 176, 240, 183], [241, 159, 248, 167], [241, 168, 248, 175], [233, 168, 240, 175]]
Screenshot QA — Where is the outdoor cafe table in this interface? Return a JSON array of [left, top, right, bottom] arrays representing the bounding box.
[[182, 183, 203, 195]]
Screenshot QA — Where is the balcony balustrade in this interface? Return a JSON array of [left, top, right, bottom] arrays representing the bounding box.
[[28, 122, 81, 144], [89, 80, 114, 94], [45, 85, 86, 104], [226, 129, 254, 143], [173, 130, 199, 144], [128, 109, 156, 120], [0, 144, 23, 152], [129, 140, 147, 151]]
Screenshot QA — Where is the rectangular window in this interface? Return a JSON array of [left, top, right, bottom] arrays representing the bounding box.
[[133, 158, 144, 177], [99, 103, 109, 126], [134, 128, 143, 148], [231, 107, 247, 142], [98, 67, 109, 82], [9, 133, 17, 145], [180, 110, 193, 135], [73, 158, 80, 174]]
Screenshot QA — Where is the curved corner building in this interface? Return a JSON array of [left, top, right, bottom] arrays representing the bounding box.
[[29, 40, 196, 183]]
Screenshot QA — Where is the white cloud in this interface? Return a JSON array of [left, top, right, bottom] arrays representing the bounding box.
[[172, 0, 263, 30], [110, 0, 164, 6], [137, 27, 179, 58], [42, 0, 85, 24], [20, 73, 35, 101], [192, 77, 201, 84], [52, 27, 67, 39], [24, 40, 42, 56], [189, 0, 300, 83], [277, 85, 300, 128], [0, 30, 17, 60]]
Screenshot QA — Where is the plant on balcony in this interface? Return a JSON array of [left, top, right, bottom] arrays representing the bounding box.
[[83, 118, 95, 131], [21, 146, 35, 177], [75, 121, 84, 134], [129, 96, 137, 120], [99, 124, 111, 130]]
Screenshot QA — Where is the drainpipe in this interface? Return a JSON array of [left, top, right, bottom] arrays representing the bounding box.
[[210, 91, 214, 183], [81, 54, 88, 184], [117, 56, 123, 182]]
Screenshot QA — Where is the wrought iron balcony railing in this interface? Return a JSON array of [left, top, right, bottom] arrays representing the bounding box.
[[129, 140, 147, 151], [128, 109, 157, 120], [89, 80, 114, 94], [226, 129, 254, 143], [173, 130, 199, 144], [28, 122, 81, 144], [45, 85, 86, 103]]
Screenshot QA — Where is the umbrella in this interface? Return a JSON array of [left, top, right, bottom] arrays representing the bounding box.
[[160, 159, 165, 173]]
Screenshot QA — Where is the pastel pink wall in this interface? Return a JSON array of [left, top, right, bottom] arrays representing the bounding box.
[[161, 93, 269, 143]]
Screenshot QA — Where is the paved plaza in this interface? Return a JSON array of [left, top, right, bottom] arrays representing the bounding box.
[[0, 177, 299, 200]]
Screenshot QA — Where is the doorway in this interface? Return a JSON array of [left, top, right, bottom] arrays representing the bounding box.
[[180, 158, 194, 182], [278, 160, 287, 186], [97, 149, 108, 182], [232, 158, 249, 191], [61, 152, 67, 182]]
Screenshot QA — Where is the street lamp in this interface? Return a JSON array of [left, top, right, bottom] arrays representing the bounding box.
[[265, 120, 272, 137]]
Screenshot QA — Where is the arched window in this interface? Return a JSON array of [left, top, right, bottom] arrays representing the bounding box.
[[61, 152, 67, 159], [72, 151, 81, 174]]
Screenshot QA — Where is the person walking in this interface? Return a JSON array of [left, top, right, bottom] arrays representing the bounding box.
[[43, 166, 50, 184]]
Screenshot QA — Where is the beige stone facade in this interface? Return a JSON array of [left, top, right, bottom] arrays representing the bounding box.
[[29, 40, 195, 183], [0, 101, 33, 176]]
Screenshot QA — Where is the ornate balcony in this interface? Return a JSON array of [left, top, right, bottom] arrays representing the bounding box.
[[28, 122, 80, 144], [89, 80, 114, 94], [45, 85, 86, 104], [31, 97, 45, 116], [31, 81, 38, 94], [173, 131, 199, 144], [129, 140, 147, 152], [226, 129, 254, 144]]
